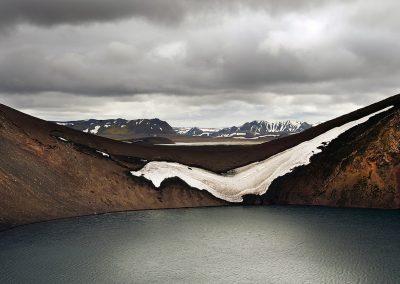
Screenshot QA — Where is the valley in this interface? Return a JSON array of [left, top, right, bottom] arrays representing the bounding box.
[[0, 94, 399, 229]]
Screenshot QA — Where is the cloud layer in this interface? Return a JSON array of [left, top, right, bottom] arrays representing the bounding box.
[[0, 0, 331, 28], [0, 0, 399, 126]]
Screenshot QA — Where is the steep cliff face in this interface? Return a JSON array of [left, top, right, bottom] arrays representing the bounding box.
[[261, 108, 400, 209]]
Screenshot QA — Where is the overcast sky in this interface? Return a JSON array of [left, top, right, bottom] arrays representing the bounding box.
[[0, 0, 399, 126]]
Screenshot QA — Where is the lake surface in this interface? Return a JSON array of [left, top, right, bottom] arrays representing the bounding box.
[[0, 206, 399, 283]]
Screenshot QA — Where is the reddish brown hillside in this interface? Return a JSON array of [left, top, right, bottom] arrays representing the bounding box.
[[259, 107, 400, 209]]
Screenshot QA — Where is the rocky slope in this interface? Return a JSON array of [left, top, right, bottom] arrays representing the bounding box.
[[251, 107, 400, 208], [0, 109, 225, 230]]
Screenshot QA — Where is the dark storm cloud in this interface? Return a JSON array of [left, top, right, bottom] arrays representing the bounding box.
[[0, 0, 184, 29], [0, 0, 333, 29]]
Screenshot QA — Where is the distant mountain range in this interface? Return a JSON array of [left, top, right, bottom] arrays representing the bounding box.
[[58, 119, 313, 139], [176, 120, 313, 138]]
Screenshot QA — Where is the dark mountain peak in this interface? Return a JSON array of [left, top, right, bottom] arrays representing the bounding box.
[[57, 117, 175, 139]]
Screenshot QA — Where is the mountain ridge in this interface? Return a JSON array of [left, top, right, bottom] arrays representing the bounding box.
[[211, 120, 312, 138], [59, 118, 313, 139], [57, 118, 175, 139]]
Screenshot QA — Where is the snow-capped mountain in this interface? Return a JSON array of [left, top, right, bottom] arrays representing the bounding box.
[[59, 118, 312, 139], [216, 120, 312, 137], [57, 118, 175, 139], [177, 120, 312, 138]]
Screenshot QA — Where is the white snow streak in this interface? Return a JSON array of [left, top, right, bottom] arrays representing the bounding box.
[[96, 150, 110, 158], [131, 107, 392, 202], [57, 136, 68, 142]]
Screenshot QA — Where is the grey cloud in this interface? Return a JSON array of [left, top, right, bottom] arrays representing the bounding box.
[[1, 26, 399, 99], [0, 47, 160, 95], [0, 0, 336, 30]]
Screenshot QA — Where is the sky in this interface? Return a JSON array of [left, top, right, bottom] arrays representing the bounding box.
[[0, 0, 399, 127]]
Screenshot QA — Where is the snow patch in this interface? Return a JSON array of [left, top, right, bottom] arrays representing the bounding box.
[[131, 107, 392, 202], [90, 125, 101, 134], [57, 136, 68, 142], [96, 150, 110, 158]]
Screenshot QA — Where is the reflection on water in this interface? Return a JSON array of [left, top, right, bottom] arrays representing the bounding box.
[[0, 206, 399, 283]]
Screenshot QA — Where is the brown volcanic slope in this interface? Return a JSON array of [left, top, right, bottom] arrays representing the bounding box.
[[0, 94, 399, 228], [257, 106, 400, 209], [0, 110, 226, 230]]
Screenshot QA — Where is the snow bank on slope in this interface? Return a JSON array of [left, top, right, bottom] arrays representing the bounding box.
[[96, 150, 110, 158], [131, 107, 392, 202]]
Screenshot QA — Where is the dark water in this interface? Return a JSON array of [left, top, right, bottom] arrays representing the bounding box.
[[0, 206, 399, 283]]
